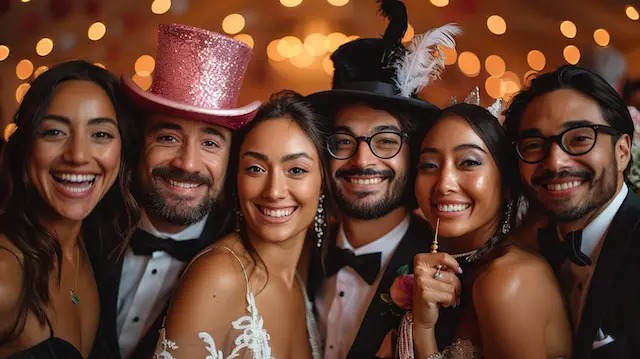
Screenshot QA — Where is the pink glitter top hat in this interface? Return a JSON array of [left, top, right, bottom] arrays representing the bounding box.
[[122, 24, 261, 130]]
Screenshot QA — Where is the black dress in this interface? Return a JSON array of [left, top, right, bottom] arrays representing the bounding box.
[[6, 317, 84, 359]]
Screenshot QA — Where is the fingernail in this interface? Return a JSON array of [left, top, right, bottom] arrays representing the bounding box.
[[457, 267, 463, 274]]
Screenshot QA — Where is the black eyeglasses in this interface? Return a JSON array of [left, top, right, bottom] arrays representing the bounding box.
[[515, 125, 620, 164], [327, 131, 409, 160]]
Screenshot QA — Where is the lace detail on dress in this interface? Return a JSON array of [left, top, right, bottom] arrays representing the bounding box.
[[426, 339, 482, 359]]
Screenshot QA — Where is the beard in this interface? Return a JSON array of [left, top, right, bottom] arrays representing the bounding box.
[[530, 161, 618, 223], [332, 167, 408, 220], [141, 167, 217, 226]]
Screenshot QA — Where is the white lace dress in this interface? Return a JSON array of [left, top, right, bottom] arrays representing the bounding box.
[[153, 246, 323, 359]]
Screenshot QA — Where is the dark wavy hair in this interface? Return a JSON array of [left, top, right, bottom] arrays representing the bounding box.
[[0, 60, 141, 342], [413, 103, 521, 233], [223, 90, 333, 287]]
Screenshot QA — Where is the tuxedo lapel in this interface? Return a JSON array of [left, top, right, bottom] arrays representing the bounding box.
[[574, 191, 640, 358], [347, 215, 431, 358]]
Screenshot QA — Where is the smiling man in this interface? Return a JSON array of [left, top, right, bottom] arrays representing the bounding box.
[[505, 65, 640, 359], [96, 24, 260, 359], [305, 1, 461, 357]]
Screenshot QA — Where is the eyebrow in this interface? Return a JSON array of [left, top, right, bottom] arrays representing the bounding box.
[[242, 151, 314, 163], [43, 115, 118, 127], [203, 127, 227, 142], [420, 143, 487, 155], [150, 122, 227, 142], [334, 124, 402, 135], [520, 120, 597, 138]]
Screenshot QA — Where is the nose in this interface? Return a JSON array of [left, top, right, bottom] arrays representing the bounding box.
[[170, 140, 203, 173], [434, 164, 458, 195], [263, 169, 287, 201], [349, 139, 377, 168], [62, 132, 90, 164], [540, 142, 573, 173]]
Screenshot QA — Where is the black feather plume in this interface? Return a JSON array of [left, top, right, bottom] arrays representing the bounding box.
[[377, 0, 408, 46]]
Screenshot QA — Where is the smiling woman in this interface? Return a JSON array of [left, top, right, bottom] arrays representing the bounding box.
[[155, 90, 329, 359], [0, 60, 140, 359]]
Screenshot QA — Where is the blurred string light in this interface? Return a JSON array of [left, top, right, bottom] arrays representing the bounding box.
[[501, 71, 521, 95], [21, 0, 30, 2], [593, 29, 610, 46], [4, 123, 18, 141], [438, 45, 457, 65], [560, 20, 577, 38], [524, 70, 539, 86], [485, 55, 505, 77], [34, 66, 48, 78], [0, 45, 9, 62], [267, 39, 286, 62], [152, 0, 172, 14], [234, 34, 254, 48], [135, 55, 156, 77], [94, 63, 106, 69], [16, 59, 34, 80], [485, 76, 503, 99], [430, 0, 449, 7], [278, 36, 303, 58], [15, 83, 30, 104], [280, 0, 302, 7], [304, 33, 327, 56], [132, 74, 152, 91], [88, 22, 107, 41], [36, 38, 54, 56], [325, 32, 347, 53], [222, 14, 245, 35], [487, 15, 506, 35], [327, 0, 349, 6], [563, 45, 580, 64], [626, 6, 639, 20], [527, 50, 546, 71], [402, 24, 414, 42], [322, 55, 334, 75], [458, 51, 480, 77]]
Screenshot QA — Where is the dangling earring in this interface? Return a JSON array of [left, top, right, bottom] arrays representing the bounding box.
[[235, 204, 243, 233], [314, 194, 327, 248], [501, 201, 513, 234]]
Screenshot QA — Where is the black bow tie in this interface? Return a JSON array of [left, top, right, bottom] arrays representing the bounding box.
[[325, 245, 381, 285], [130, 229, 200, 263], [538, 227, 592, 267]]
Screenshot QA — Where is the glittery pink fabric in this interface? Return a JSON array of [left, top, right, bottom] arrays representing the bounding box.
[[150, 24, 251, 111]]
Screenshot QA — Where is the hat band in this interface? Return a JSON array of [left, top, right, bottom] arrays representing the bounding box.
[[336, 81, 398, 96]]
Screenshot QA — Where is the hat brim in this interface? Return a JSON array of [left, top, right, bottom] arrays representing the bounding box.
[[122, 76, 261, 130], [306, 89, 440, 119]]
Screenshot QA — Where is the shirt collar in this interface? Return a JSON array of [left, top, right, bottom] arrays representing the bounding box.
[[337, 216, 410, 258], [579, 184, 628, 258], [140, 210, 209, 242]]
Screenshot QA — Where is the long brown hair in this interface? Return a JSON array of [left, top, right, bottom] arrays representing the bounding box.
[[0, 60, 141, 343]]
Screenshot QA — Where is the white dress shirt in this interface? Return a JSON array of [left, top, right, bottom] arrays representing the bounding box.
[[117, 211, 209, 359], [315, 216, 410, 359], [557, 185, 627, 348]]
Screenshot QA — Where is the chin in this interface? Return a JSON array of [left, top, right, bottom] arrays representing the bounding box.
[[54, 205, 97, 221]]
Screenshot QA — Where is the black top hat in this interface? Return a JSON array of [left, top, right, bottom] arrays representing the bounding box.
[[308, 0, 461, 118]]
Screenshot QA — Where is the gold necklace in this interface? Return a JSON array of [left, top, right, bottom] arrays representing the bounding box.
[[451, 249, 479, 259], [69, 245, 80, 305]]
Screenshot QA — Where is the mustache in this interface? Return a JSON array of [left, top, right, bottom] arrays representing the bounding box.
[[335, 167, 394, 179], [152, 167, 213, 186], [531, 169, 594, 186]]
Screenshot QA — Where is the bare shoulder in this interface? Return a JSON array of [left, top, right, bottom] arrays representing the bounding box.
[[0, 233, 24, 331], [473, 245, 557, 307]]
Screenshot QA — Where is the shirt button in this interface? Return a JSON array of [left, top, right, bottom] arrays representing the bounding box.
[[151, 269, 158, 275], [330, 345, 334, 349], [133, 317, 139, 323], [339, 291, 345, 297]]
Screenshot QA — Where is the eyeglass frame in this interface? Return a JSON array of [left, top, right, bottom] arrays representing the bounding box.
[[326, 131, 410, 160], [514, 124, 621, 164]]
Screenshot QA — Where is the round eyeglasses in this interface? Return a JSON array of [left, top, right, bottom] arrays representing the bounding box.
[[327, 131, 409, 160], [515, 125, 620, 164]]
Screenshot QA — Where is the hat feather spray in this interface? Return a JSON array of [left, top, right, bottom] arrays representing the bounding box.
[[379, 0, 409, 68], [393, 23, 462, 97]]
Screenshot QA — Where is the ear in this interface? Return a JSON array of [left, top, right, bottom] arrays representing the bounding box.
[[615, 133, 632, 173]]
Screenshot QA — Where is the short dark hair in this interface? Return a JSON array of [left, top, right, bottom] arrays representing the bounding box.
[[505, 65, 634, 145], [414, 103, 520, 228]]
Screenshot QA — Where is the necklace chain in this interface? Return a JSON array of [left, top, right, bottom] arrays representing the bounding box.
[[69, 244, 80, 305]]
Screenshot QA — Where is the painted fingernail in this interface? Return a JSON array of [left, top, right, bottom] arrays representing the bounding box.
[[457, 267, 463, 274]]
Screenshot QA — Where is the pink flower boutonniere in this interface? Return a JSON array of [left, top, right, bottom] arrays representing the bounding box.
[[380, 264, 414, 315]]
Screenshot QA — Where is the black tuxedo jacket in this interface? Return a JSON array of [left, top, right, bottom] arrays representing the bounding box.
[[541, 190, 640, 359], [308, 214, 461, 359], [85, 214, 221, 359]]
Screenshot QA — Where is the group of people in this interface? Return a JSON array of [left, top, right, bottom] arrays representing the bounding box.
[[1, 1, 639, 359]]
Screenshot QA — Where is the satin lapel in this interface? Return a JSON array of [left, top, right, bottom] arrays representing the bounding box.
[[574, 191, 640, 358], [347, 215, 431, 359]]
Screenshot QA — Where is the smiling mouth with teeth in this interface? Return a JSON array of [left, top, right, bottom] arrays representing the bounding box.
[[166, 178, 203, 189], [52, 173, 97, 193], [346, 177, 384, 185], [435, 204, 471, 213], [545, 181, 582, 192], [257, 205, 297, 218]]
